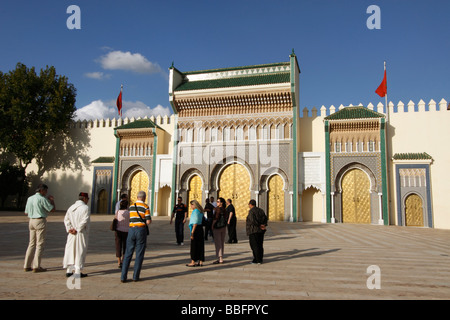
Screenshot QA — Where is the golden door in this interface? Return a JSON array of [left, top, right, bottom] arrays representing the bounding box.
[[130, 170, 149, 205], [97, 189, 108, 213], [268, 174, 285, 221], [219, 164, 251, 220], [405, 194, 424, 227], [188, 175, 202, 216], [341, 169, 371, 224]]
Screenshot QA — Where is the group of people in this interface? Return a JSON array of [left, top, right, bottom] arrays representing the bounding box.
[[176, 196, 268, 268], [23, 184, 91, 278], [169, 196, 237, 245], [23, 184, 268, 284]]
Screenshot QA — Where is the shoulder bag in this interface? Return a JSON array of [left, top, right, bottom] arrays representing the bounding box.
[[214, 209, 227, 229], [135, 204, 149, 235]]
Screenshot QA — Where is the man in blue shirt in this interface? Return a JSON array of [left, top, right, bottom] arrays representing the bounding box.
[[23, 184, 56, 272]]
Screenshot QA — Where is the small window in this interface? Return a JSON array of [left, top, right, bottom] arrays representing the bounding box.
[[335, 142, 341, 153], [224, 127, 231, 141], [211, 127, 217, 142], [346, 142, 352, 153], [187, 129, 193, 143], [236, 126, 244, 141], [249, 126, 256, 141], [356, 142, 362, 152]]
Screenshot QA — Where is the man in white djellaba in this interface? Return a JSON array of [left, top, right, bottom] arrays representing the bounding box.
[[63, 192, 90, 278]]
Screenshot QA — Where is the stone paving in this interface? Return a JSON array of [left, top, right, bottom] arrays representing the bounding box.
[[1, 211, 450, 300]]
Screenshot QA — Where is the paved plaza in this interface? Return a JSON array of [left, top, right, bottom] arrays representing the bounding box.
[[0, 211, 449, 300]]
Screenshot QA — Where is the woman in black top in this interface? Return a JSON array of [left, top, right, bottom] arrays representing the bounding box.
[[212, 197, 228, 264]]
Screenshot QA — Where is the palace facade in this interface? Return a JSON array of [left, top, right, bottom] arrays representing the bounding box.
[[21, 53, 450, 229]]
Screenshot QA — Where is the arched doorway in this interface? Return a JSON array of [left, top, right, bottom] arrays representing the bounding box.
[[188, 175, 202, 216], [97, 189, 108, 213], [341, 169, 371, 224], [218, 163, 251, 219], [268, 174, 285, 221], [302, 186, 322, 222], [405, 194, 424, 227], [157, 186, 172, 216], [129, 170, 149, 205]]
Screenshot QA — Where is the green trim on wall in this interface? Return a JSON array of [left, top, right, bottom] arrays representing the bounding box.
[[290, 53, 298, 222], [112, 130, 120, 214], [151, 128, 158, 216], [380, 118, 389, 225], [169, 96, 178, 212], [170, 118, 179, 211], [324, 121, 331, 223]]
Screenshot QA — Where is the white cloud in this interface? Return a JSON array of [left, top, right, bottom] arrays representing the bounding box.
[[74, 100, 117, 120], [84, 72, 111, 80], [75, 99, 171, 121], [98, 50, 163, 74]]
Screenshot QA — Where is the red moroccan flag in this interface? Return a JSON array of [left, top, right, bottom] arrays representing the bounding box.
[[375, 69, 387, 97], [116, 86, 123, 116]]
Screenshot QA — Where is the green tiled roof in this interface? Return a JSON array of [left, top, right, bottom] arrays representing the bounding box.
[[92, 157, 115, 163], [115, 119, 160, 130], [175, 72, 290, 92], [393, 152, 433, 160], [325, 107, 385, 120]]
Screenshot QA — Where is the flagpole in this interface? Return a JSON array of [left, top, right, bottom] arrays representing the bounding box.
[[384, 61, 389, 123], [120, 84, 123, 118], [383, 60, 389, 226]]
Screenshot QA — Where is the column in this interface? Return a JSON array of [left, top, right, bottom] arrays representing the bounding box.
[[153, 191, 159, 216], [289, 191, 294, 222], [330, 192, 336, 223], [298, 193, 303, 222], [378, 192, 384, 225], [321, 193, 327, 223]]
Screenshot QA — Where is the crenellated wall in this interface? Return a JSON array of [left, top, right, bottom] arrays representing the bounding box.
[[23, 115, 176, 210], [18, 99, 450, 228], [299, 98, 448, 119], [298, 98, 450, 229]]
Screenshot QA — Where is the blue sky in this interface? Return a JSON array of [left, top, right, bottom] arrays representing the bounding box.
[[1, 0, 449, 120]]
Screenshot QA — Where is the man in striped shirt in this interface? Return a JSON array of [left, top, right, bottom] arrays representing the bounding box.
[[120, 191, 151, 283]]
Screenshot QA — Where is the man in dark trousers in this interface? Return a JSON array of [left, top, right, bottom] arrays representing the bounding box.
[[226, 199, 238, 243], [246, 199, 268, 264], [170, 197, 188, 245], [204, 198, 214, 240]]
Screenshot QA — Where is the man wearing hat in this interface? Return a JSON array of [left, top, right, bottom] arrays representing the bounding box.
[[63, 192, 91, 278]]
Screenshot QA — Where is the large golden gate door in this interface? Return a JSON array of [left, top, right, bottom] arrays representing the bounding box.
[[219, 164, 251, 220], [130, 170, 149, 205], [188, 175, 202, 216], [97, 189, 108, 213], [405, 194, 424, 227], [341, 169, 370, 224], [268, 175, 285, 221]]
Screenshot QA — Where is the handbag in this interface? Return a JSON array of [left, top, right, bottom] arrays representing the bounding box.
[[214, 212, 227, 229], [110, 218, 118, 231]]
